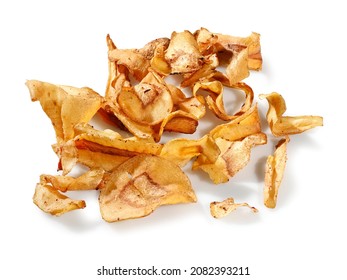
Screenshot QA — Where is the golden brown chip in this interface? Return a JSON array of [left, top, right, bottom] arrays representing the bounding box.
[[264, 137, 289, 208], [117, 70, 173, 126], [108, 48, 150, 81], [103, 100, 155, 139], [259, 92, 323, 136], [209, 104, 262, 141], [40, 169, 105, 192], [215, 31, 262, 71], [160, 135, 220, 167], [73, 123, 162, 156], [152, 110, 199, 142], [149, 39, 171, 76], [165, 30, 204, 74], [193, 133, 267, 184], [180, 54, 218, 88], [205, 82, 254, 121], [75, 149, 129, 172], [26, 80, 102, 143], [210, 197, 258, 218], [33, 183, 86, 216], [138, 37, 170, 60], [99, 155, 196, 222], [163, 114, 199, 134]]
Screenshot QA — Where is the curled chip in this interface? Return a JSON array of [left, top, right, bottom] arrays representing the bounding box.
[[160, 135, 220, 167], [57, 123, 162, 174], [209, 105, 262, 141], [33, 183, 86, 216], [40, 169, 105, 192], [165, 30, 204, 74], [205, 82, 254, 121], [210, 197, 258, 218], [264, 137, 289, 208], [99, 155, 197, 222], [259, 92, 323, 137], [117, 70, 173, 126], [26, 80, 102, 144], [193, 133, 267, 184], [194, 27, 262, 85]]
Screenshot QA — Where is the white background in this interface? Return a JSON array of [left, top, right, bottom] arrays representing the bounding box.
[[0, 1, 345, 279]]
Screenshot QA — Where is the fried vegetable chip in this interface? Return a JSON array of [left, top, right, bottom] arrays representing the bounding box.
[[165, 30, 204, 74], [193, 133, 267, 184], [264, 137, 289, 208], [108, 49, 150, 81], [209, 105, 262, 141], [210, 197, 258, 218], [33, 183, 86, 216], [205, 82, 254, 121], [40, 169, 105, 192], [26, 80, 102, 144], [117, 70, 173, 126], [160, 135, 220, 167], [99, 155, 196, 222], [259, 92, 323, 137]]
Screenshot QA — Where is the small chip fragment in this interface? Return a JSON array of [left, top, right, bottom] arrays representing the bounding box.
[[210, 197, 258, 218], [33, 183, 86, 216]]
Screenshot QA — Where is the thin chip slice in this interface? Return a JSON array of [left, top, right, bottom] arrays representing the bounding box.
[[209, 104, 262, 141], [165, 30, 204, 74], [26, 80, 102, 143], [73, 123, 162, 156], [108, 48, 150, 81], [33, 183, 86, 216], [40, 169, 105, 192], [117, 70, 173, 126], [160, 135, 220, 167], [205, 82, 254, 121], [210, 197, 258, 218], [259, 92, 323, 137], [264, 137, 289, 208], [193, 133, 267, 184], [99, 155, 196, 222]]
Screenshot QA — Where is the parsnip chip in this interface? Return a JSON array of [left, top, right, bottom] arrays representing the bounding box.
[[138, 37, 170, 60], [76, 149, 129, 172], [26, 80, 102, 143], [210, 197, 258, 218], [180, 54, 218, 88], [40, 169, 105, 192], [259, 92, 323, 136], [163, 115, 198, 134], [33, 183, 86, 216], [195, 28, 262, 70], [264, 137, 289, 208], [205, 82, 254, 121], [193, 133, 267, 184], [149, 39, 171, 76], [99, 155, 196, 222], [108, 49, 150, 81], [160, 135, 220, 167], [73, 123, 162, 157], [165, 30, 204, 74], [117, 71, 173, 126], [209, 105, 262, 141]]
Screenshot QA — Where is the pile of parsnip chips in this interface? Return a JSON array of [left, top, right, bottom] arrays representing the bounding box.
[[26, 28, 323, 222]]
